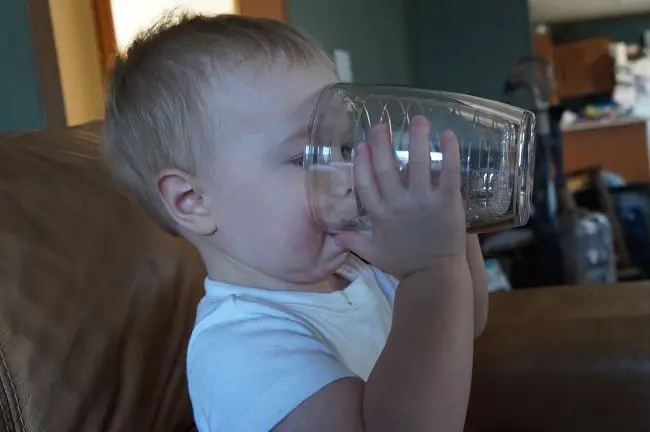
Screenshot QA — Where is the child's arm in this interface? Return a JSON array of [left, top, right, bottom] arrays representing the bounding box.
[[365, 259, 474, 430], [467, 234, 488, 336], [275, 120, 473, 432]]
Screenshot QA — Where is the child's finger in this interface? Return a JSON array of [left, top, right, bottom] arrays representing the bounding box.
[[353, 142, 382, 213], [370, 124, 404, 199], [439, 130, 461, 194], [407, 115, 432, 192]]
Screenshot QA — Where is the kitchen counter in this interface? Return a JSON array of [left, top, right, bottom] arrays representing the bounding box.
[[562, 118, 650, 182], [561, 116, 646, 132]]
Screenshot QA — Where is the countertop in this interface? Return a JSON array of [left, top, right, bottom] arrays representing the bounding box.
[[561, 116, 647, 133]]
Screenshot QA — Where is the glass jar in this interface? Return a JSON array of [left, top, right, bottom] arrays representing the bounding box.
[[304, 84, 537, 234]]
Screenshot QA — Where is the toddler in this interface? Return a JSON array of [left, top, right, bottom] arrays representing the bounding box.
[[104, 13, 487, 432]]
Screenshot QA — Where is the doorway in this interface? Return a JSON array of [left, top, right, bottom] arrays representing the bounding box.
[[110, 0, 235, 51], [93, 0, 288, 78]]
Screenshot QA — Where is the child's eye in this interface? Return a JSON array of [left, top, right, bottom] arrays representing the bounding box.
[[290, 144, 353, 166], [289, 154, 305, 167], [340, 143, 354, 161]]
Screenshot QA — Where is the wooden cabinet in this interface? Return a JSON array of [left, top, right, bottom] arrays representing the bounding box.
[[553, 37, 614, 99], [563, 120, 650, 182], [237, 0, 288, 22]]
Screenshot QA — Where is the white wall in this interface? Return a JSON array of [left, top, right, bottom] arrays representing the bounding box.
[[111, 0, 236, 51]]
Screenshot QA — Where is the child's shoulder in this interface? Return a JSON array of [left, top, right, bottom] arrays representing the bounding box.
[[186, 279, 356, 431], [187, 279, 326, 381]]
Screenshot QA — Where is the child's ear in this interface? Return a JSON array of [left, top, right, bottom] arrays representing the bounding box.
[[157, 169, 217, 236]]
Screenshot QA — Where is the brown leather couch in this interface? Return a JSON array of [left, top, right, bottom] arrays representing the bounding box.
[[1, 123, 649, 432]]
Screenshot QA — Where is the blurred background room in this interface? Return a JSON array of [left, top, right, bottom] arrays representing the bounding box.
[[6, 0, 650, 290]]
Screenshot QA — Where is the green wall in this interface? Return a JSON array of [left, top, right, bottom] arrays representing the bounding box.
[[404, 0, 533, 102], [289, 0, 532, 103], [288, 0, 412, 85], [1, 0, 532, 134], [0, 0, 44, 132]]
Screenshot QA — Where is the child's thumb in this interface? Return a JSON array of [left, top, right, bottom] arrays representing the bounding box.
[[334, 231, 372, 257]]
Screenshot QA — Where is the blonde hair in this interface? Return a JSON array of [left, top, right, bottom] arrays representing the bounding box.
[[104, 12, 330, 233]]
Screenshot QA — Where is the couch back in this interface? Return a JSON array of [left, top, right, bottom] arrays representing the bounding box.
[[0, 123, 205, 432]]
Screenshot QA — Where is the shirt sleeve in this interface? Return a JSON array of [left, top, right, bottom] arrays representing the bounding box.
[[187, 298, 356, 432]]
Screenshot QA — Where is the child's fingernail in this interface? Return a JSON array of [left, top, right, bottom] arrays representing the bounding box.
[[371, 123, 390, 139], [441, 130, 456, 142], [411, 115, 430, 130]]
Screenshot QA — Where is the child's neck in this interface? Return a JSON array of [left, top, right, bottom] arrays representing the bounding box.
[[203, 252, 350, 293]]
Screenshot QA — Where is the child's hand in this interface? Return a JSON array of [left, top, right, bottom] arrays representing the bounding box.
[[335, 116, 466, 278]]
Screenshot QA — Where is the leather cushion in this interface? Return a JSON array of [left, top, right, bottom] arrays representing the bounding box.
[[0, 122, 204, 432], [466, 283, 650, 432]]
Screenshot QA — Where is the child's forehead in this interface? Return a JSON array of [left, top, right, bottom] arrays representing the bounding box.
[[221, 62, 337, 131], [266, 63, 337, 108]]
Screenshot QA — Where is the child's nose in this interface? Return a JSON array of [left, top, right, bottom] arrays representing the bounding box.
[[330, 162, 354, 197]]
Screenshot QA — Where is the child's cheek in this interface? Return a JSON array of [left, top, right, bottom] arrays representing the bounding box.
[[286, 207, 326, 252]]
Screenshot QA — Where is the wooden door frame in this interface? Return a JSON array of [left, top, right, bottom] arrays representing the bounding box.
[[93, 0, 118, 83], [92, 0, 289, 80]]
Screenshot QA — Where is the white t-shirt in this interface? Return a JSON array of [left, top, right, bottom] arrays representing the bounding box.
[[187, 256, 399, 432]]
